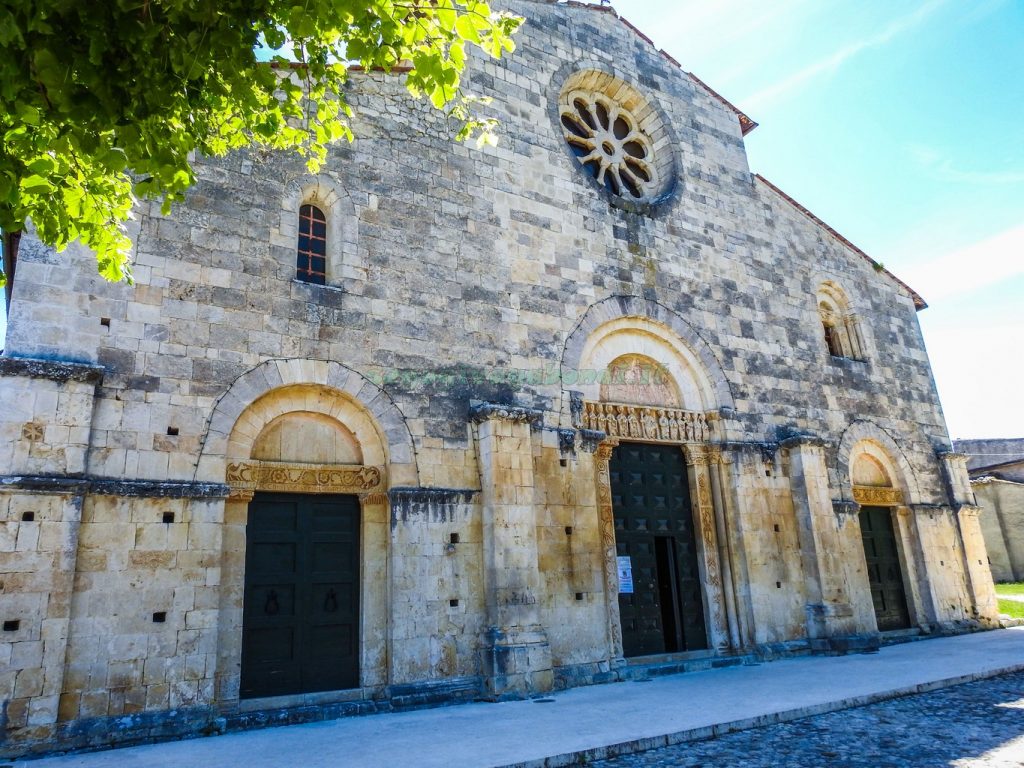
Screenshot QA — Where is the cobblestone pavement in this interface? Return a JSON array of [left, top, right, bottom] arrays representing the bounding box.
[[593, 672, 1024, 767]]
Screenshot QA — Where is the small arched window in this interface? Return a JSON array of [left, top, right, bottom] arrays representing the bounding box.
[[819, 302, 844, 357], [296, 204, 327, 284], [817, 282, 864, 361]]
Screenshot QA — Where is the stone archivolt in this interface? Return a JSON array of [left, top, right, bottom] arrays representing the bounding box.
[[582, 400, 714, 443], [226, 460, 383, 500], [851, 485, 904, 506]]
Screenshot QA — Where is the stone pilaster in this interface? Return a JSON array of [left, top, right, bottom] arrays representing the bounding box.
[[956, 505, 1000, 626], [592, 438, 623, 665], [784, 437, 872, 651], [470, 403, 552, 699], [682, 445, 731, 651]]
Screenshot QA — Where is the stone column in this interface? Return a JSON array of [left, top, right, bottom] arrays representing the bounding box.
[[592, 438, 623, 666], [892, 504, 937, 630], [683, 445, 731, 651], [470, 403, 552, 699], [784, 436, 869, 651]]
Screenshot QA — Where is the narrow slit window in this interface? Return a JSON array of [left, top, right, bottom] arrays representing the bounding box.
[[823, 321, 842, 357], [296, 204, 327, 285]]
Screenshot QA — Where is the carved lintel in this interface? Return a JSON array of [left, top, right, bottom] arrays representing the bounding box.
[[851, 485, 903, 506], [227, 461, 384, 498], [582, 400, 715, 443]]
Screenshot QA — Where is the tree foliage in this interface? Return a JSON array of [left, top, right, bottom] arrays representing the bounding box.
[[0, 0, 522, 285]]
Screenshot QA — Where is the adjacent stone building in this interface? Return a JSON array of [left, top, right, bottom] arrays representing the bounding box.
[[0, 0, 998, 756], [955, 439, 1024, 583]]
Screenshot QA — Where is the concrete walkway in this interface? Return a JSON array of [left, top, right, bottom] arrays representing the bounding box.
[[15, 628, 1024, 768]]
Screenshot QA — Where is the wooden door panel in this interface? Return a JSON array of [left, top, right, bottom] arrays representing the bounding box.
[[241, 493, 360, 698], [859, 506, 911, 632], [611, 443, 708, 657]]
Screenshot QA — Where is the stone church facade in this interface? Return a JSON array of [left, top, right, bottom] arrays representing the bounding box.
[[0, 0, 998, 756]]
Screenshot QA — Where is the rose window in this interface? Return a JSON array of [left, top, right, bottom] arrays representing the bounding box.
[[560, 91, 659, 201]]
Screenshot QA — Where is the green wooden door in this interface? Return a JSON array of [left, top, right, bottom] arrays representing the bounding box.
[[859, 505, 911, 631], [610, 443, 707, 657], [240, 493, 360, 698]]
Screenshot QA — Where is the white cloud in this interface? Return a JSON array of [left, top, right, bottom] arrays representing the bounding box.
[[909, 144, 1024, 185], [901, 223, 1024, 303], [926, 322, 1024, 439], [740, 0, 950, 110]]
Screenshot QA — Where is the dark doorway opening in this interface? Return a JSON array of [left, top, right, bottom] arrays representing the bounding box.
[[859, 505, 911, 631], [610, 443, 708, 657], [240, 493, 360, 698]]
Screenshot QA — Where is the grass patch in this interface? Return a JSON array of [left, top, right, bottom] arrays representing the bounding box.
[[994, 582, 1024, 597], [998, 599, 1024, 619]]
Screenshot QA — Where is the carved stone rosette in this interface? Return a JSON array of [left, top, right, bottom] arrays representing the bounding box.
[[227, 461, 384, 500], [582, 401, 714, 443], [851, 485, 904, 506], [593, 438, 623, 661]]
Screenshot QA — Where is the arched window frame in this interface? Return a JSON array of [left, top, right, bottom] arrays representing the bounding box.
[[278, 177, 362, 290], [816, 282, 865, 362]]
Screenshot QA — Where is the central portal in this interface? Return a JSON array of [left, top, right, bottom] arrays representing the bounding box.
[[610, 443, 708, 657]]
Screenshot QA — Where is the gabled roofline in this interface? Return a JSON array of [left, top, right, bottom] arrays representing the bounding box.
[[547, 1, 758, 136], [755, 174, 928, 310]]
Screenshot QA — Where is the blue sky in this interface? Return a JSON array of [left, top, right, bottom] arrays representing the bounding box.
[[610, 0, 1023, 438], [3, 0, 1021, 437]]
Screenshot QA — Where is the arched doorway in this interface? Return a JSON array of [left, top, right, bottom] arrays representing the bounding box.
[[213, 379, 395, 705], [574, 316, 734, 659], [851, 449, 911, 631]]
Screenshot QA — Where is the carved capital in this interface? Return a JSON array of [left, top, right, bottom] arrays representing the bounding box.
[[360, 492, 389, 507], [594, 438, 620, 463], [468, 402, 543, 428], [228, 488, 255, 503]]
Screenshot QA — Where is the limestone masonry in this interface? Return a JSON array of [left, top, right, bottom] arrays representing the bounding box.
[[0, 0, 998, 757]]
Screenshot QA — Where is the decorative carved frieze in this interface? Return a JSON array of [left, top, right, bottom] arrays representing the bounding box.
[[227, 461, 384, 500], [851, 485, 904, 506], [582, 401, 714, 443]]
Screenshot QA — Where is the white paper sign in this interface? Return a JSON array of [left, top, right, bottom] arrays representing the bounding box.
[[616, 556, 634, 594]]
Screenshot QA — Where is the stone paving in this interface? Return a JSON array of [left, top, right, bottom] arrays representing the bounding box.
[[593, 672, 1024, 768]]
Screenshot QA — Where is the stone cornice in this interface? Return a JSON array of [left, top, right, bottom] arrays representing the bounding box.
[[0, 475, 229, 499], [778, 434, 830, 450], [0, 356, 104, 384], [388, 487, 479, 506]]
